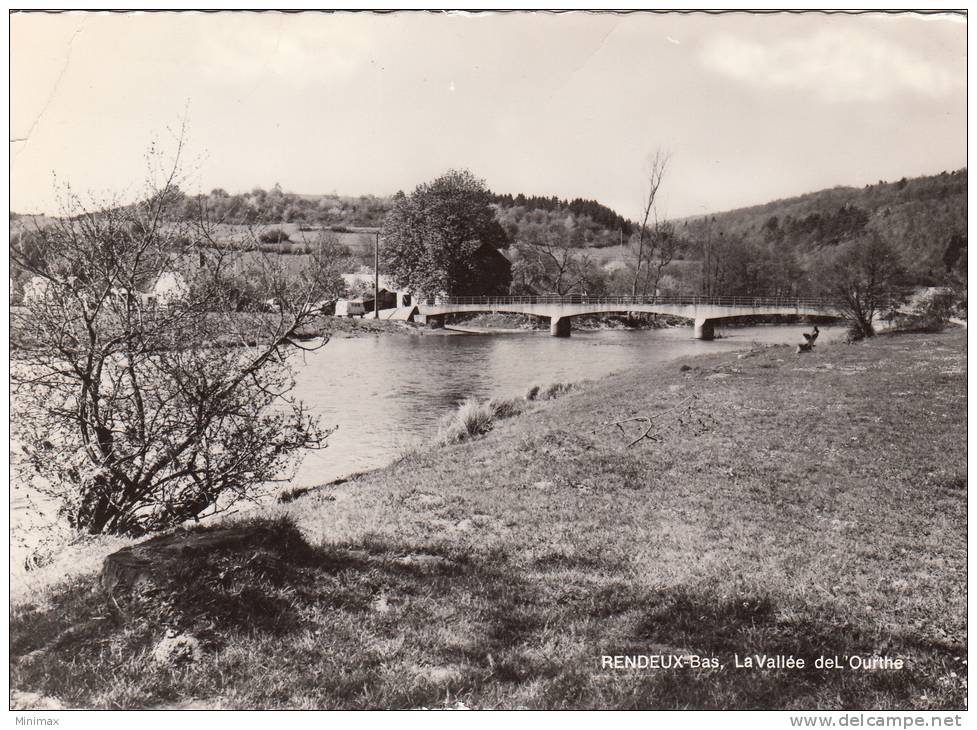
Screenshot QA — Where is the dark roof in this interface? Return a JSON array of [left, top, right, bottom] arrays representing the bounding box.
[[474, 241, 511, 265]]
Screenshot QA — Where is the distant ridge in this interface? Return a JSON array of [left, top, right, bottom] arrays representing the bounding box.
[[671, 168, 967, 279]]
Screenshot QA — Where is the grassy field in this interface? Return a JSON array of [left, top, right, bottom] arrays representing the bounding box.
[[205, 222, 701, 280], [9, 328, 967, 709]]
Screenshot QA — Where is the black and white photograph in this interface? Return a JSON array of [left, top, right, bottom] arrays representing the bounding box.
[[7, 8, 968, 717]]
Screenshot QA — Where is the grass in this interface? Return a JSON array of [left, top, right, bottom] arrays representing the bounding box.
[[436, 398, 496, 445], [9, 329, 967, 709], [539, 382, 573, 400], [208, 224, 378, 267], [487, 396, 524, 420], [435, 393, 534, 445]]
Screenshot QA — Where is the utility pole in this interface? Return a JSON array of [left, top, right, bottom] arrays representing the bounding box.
[[374, 231, 380, 319]]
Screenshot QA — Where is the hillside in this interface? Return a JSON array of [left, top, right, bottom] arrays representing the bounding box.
[[673, 169, 967, 285], [81, 185, 634, 246], [492, 193, 633, 249], [11, 169, 966, 296]]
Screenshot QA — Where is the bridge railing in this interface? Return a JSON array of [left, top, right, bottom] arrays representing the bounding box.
[[418, 294, 840, 308]]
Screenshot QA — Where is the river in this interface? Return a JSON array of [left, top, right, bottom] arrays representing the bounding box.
[[289, 323, 845, 486], [10, 322, 844, 568]]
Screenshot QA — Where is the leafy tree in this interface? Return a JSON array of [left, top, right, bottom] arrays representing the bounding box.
[[817, 232, 904, 338], [10, 145, 340, 536], [381, 169, 509, 296], [493, 192, 632, 237]]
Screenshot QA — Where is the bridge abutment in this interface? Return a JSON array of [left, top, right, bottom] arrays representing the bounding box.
[[693, 318, 715, 340], [550, 316, 571, 337]]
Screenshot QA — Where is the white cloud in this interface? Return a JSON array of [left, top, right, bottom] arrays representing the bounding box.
[[699, 28, 964, 103]]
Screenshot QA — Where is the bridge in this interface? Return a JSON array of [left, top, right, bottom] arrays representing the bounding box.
[[415, 295, 845, 338]]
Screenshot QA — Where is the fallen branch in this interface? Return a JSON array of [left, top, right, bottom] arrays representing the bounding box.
[[603, 394, 719, 447]]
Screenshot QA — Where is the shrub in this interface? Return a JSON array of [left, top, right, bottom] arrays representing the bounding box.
[[887, 289, 961, 335], [457, 399, 494, 436], [436, 399, 495, 445], [488, 397, 523, 420], [846, 322, 867, 343], [525, 384, 541, 401], [913, 289, 957, 332], [277, 485, 313, 504], [259, 228, 290, 244], [540, 382, 573, 400], [10, 157, 332, 536]]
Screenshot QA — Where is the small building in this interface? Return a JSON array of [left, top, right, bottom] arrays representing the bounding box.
[[153, 271, 189, 306], [412, 243, 513, 302], [341, 273, 411, 308], [373, 288, 399, 311], [335, 298, 368, 317], [467, 242, 512, 296], [140, 271, 189, 308]]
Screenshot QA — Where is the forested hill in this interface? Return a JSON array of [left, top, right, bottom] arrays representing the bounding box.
[[674, 168, 967, 281], [491, 193, 633, 247], [10, 185, 634, 247]]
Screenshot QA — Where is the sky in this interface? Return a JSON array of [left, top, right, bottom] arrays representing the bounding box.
[[9, 10, 968, 221]]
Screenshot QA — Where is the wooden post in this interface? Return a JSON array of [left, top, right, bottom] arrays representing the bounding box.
[[374, 231, 380, 319]]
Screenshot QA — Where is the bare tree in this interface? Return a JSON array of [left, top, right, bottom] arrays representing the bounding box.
[[10, 140, 343, 535], [817, 231, 904, 339], [631, 149, 671, 298], [514, 223, 595, 296], [639, 220, 679, 298]]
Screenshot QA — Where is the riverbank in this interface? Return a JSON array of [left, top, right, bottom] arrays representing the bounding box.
[[298, 314, 429, 339], [10, 328, 967, 709]]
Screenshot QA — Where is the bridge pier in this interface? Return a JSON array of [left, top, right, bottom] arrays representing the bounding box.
[[550, 316, 571, 337], [693, 318, 715, 340]]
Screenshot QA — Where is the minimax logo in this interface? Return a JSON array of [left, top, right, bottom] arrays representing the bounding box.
[[15, 718, 60, 726]]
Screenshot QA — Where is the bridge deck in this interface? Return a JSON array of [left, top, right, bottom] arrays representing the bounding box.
[[419, 295, 835, 307], [416, 295, 843, 321]]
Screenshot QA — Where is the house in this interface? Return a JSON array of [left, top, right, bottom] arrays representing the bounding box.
[[153, 271, 189, 306], [372, 288, 399, 311], [335, 242, 510, 314], [466, 241, 512, 296], [341, 273, 412, 308], [140, 271, 189, 308], [415, 243, 513, 302]]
